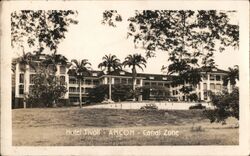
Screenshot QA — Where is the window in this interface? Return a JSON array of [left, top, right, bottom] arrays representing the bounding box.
[[76, 87, 80, 92], [204, 91, 208, 100], [19, 74, 24, 83], [114, 78, 120, 84], [69, 79, 77, 84], [120, 71, 125, 75], [151, 82, 156, 86], [92, 73, 98, 77], [172, 84, 177, 88], [121, 78, 127, 84], [70, 97, 79, 102], [30, 74, 36, 84], [203, 75, 208, 80], [128, 79, 133, 85], [149, 76, 154, 80], [93, 80, 99, 85], [203, 83, 207, 90], [216, 84, 221, 90], [216, 75, 221, 81], [144, 82, 150, 86], [172, 90, 175, 95], [210, 83, 215, 90], [164, 83, 170, 88], [69, 87, 76, 92], [136, 79, 140, 85], [107, 77, 112, 83], [48, 65, 55, 73], [158, 83, 163, 86], [60, 76, 65, 85], [60, 66, 66, 74], [210, 74, 215, 81], [19, 85, 24, 95], [85, 79, 92, 85], [85, 87, 91, 93]]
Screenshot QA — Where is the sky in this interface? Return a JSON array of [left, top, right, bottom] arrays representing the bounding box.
[[15, 9, 240, 74]]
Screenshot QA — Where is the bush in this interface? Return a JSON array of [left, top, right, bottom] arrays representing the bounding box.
[[26, 72, 67, 107], [189, 104, 206, 110], [204, 87, 239, 123], [87, 84, 135, 103]]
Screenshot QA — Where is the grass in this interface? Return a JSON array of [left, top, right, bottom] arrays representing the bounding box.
[[12, 107, 239, 146]]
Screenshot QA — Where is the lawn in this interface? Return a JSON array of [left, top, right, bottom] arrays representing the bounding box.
[[12, 107, 239, 146]]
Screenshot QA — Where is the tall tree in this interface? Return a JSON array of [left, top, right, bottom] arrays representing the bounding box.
[[102, 10, 239, 96], [11, 10, 78, 107], [70, 59, 92, 108], [26, 71, 68, 108], [98, 54, 122, 101], [39, 53, 69, 107], [11, 10, 78, 54], [42, 52, 68, 74], [16, 47, 36, 108], [123, 53, 147, 100], [223, 65, 239, 88]]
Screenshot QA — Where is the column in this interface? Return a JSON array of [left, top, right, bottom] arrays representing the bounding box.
[[65, 68, 69, 99], [104, 77, 108, 84], [15, 63, 20, 97], [200, 81, 204, 100], [25, 64, 30, 95], [207, 74, 210, 101], [56, 65, 60, 76]]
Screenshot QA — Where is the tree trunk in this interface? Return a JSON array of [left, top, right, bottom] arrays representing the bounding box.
[[132, 68, 136, 101], [52, 100, 56, 108], [109, 76, 112, 100], [79, 79, 82, 108], [132, 77, 136, 101], [23, 69, 27, 109]]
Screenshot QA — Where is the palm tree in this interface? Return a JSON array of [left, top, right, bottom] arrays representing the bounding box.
[[98, 54, 122, 101], [70, 59, 91, 108], [16, 49, 35, 108], [41, 52, 68, 107], [223, 65, 239, 90], [42, 52, 68, 74], [123, 54, 147, 100]]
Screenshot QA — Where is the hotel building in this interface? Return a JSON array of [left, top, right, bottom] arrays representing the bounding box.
[[12, 56, 233, 107]]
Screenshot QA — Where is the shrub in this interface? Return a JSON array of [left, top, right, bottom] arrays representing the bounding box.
[[26, 72, 67, 107], [87, 84, 135, 103], [204, 87, 239, 123]]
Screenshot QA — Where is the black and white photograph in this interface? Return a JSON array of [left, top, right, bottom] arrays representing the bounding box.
[[1, 1, 249, 156]]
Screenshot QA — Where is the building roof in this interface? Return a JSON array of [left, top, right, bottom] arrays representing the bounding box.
[[198, 67, 228, 74], [137, 73, 173, 81], [68, 69, 104, 78], [103, 70, 173, 81]]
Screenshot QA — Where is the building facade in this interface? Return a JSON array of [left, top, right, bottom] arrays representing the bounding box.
[[12, 58, 233, 107]]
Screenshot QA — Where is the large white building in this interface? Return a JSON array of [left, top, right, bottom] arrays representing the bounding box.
[[12, 56, 233, 108]]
